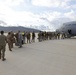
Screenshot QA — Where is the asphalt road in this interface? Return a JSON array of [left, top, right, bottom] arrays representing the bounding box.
[[0, 39, 76, 75]]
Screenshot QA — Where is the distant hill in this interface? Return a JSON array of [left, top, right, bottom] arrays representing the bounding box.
[[0, 20, 54, 32], [0, 26, 41, 32]]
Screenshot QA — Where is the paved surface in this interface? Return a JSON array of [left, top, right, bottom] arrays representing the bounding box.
[[0, 39, 76, 75]]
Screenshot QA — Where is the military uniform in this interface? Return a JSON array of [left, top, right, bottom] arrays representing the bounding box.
[[0, 34, 7, 61], [7, 32, 12, 51], [18, 32, 23, 48], [27, 32, 31, 43], [31, 32, 35, 42], [11, 32, 14, 48]]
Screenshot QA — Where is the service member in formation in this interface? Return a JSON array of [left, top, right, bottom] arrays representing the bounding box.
[[31, 31, 35, 42], [10, 31, 15, 48], [7, 32, 12, 51], [18, 31, 23, 48], [0, 31, 7, 61]]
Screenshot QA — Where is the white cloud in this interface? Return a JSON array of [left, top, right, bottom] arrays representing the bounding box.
[[0, 0, 24, 6], [0, 0, 41, 26], [39, 11, 61, 22], [32, 0, 71, 8], [1, 11, 40, 25], [0, 0, 76, 31], [64, 10, 76, 20], [67, 4, 76, 9], [0, 0, 38, 25]]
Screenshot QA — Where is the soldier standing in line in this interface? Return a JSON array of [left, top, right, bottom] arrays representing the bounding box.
[[7, 32, 12, 51], [14, 32, 19, 46], [10, 31, 15, 48], [57, 33, 60, 39], [38, 31, 42, 42], [31, 31, 35, 42], [27, 32, 31, 43], [61, 31, 65, 39], [22, 31, 26, 44], [0, 31, 7, 61], [18, 31, 23, 48], [38, 32, 40, 42]]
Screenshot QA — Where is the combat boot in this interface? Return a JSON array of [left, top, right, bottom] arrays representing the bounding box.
[[2, 58, 6, 61]]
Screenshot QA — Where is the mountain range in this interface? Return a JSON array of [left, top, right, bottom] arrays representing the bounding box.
[[0, 26, 41, 32], [0, 20, 55, 32], [0, 20, 41, 32]]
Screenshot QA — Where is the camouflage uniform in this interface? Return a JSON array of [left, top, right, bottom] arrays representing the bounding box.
[[7, 32, 12, 51], [0, 33, 7, 61]]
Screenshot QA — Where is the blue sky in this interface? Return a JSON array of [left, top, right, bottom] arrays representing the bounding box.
[[0, 0, 76, 31]]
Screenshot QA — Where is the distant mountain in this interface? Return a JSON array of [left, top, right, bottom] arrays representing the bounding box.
[[0, 20, 54, 32], [0, 26, 41, 32]]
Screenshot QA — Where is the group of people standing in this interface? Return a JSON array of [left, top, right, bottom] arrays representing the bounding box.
[[0, 30, 36, 61], [37, 31, 69, 42], [0, 30, 68, 61], [38, 31, 61, 41]]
